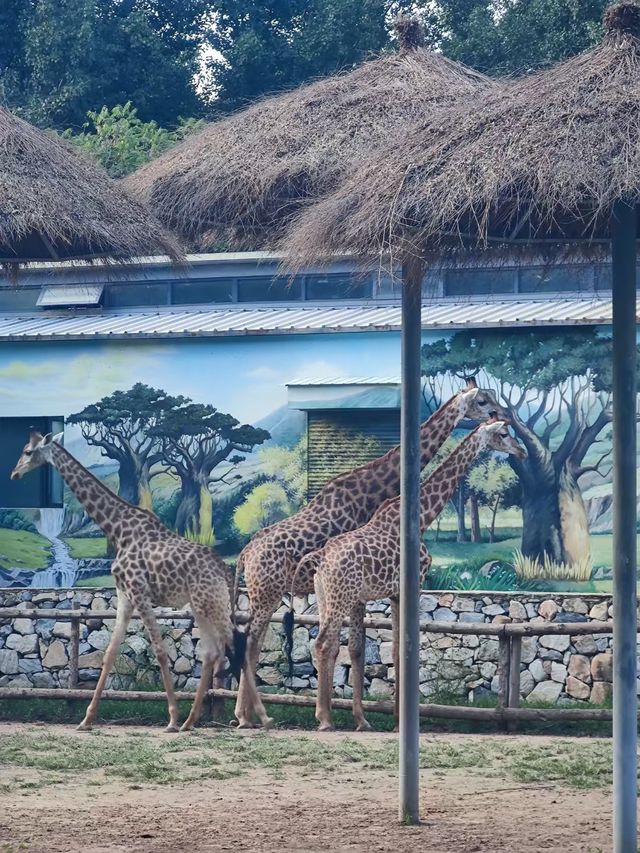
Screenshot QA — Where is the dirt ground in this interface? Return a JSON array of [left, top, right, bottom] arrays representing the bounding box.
[[0, 723, 616, 853]]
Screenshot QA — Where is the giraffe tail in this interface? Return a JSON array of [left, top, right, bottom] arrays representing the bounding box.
[[223, 628, 247, 684], [283, 550, 323, 681]]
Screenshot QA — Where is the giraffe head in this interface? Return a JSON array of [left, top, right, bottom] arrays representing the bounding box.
[[456, 377, 509, 422], [480, 419, 526, 459], [10, 431, 63, 480]]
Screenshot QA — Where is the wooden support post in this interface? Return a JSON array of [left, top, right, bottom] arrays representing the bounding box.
[[497, 633, 510, 729], [69, 606, 80, 690], [507, 635, 522, 732]]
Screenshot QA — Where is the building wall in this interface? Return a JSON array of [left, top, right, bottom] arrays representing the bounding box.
[[0, 324, 634, 593]]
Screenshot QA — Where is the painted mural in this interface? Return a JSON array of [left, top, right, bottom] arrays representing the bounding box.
[[0, 326, 634, 593]]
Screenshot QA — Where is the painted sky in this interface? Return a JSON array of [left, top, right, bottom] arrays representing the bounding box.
[[0, 333, 403, 425]]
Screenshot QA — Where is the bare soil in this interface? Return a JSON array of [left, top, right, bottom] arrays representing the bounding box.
[[0, 724, 615, 853]]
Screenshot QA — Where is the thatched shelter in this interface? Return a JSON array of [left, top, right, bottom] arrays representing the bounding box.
[[126, 19, 496, 250], [284, 3, 640, 843], [0, 105, 181, 264], [284, 2, 640, 264]]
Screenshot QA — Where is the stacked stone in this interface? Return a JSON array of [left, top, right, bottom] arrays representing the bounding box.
[[0, 588, 627, 705]]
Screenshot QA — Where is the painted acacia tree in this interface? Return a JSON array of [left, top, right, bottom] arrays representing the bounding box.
[[421, 328, 630, 568], [68, 384, 185, 509], [152, 404, 270, 543]]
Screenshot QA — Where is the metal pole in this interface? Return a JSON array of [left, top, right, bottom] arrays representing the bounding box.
[[611, 199, 638, 853], [398, 256, 423, 825]]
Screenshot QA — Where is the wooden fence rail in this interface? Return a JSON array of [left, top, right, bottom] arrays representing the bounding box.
[[0, 605, 622, 726]]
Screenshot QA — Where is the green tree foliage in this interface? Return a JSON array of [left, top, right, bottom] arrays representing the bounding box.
[[421, 0, 607, 75], [0, 0, 208, 129], [63, 103, 204, 177], [255, 439, 307, 508], [467, 455, 518, 542], [68, 383, 186, 509], [151, 404, 270, 542], [208, 0, 412, 111], [233, 481, 291, 535], [422, 328, 627, 567]]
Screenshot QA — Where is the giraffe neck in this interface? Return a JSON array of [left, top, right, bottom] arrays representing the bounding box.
[[417, 393, 469, 467], [49, 443, 138, 545], [419, 428, 485, 532]]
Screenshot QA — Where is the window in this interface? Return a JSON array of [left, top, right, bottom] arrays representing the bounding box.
[[519, 266, 592, 294], [237, 276, 302, 302], [172, 278, 234, 304], [444, 269, 516, 297], [103, 283, 170, 308], [37, 285, 103, 308], [0, 417, 64, 508], [306, 274, 372, 300]]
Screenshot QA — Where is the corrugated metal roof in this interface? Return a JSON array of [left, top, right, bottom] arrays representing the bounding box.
[[0, 297, 623, 342]]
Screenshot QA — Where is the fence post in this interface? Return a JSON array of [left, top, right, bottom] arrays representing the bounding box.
[[69, 602, 80, 690], [507, 635, 522, 731], [497, 632, 510, 729]]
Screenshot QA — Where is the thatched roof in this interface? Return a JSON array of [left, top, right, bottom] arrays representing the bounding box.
[[126, 19, 495, 250], [0, 106, 182, 265], [283, 2, 640, 267]]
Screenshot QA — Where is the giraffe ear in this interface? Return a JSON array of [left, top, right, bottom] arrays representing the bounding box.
[[485, 420, 506, 435], [52, 432, 64, 445], [41, 433, 53, 445]]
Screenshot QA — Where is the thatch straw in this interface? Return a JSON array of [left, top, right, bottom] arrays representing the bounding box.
[[283, 1, 640, 268], [126, 19, 495, 250], [0, 106, 182, 265]]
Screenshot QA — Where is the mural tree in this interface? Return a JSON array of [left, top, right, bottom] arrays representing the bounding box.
[[68, 384, 186, 508], [467, 456, 519, 543], [152, 404, 270, 543], [422, 328, 630, 569]]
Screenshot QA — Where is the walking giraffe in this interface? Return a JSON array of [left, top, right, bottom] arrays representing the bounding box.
[[234, 380, 506, 728], [11, 431, 269, 732], [294, 419, 526, 732]]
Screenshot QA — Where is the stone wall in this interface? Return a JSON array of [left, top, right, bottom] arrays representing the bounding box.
[[0, 588, 626, 705]]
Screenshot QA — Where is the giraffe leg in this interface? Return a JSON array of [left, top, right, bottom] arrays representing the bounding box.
[[234, 603, 276, 729], [349, 602, 371, 732], [314, 611, 342, 732], [181, 613, 224, 732], [77, 589, 133, 732], [136, 602, 181, 732], [391, 598, 400, 732]]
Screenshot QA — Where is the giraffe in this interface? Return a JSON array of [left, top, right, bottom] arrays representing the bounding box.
[[233, 380, 507, 728], [11, 431, 270, 733], [300, 419, 526, 732]]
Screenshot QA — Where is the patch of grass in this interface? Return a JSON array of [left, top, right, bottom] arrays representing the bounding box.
[[498, 739, 614, 789], [0, 528, 51, 570], [74, 574, 115, 588], [64, 537, 108, 560]]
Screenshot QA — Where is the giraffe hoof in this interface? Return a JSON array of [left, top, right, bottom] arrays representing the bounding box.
[[76, 722, 93, 733], [317, 722, 335, 732], [261, 717, 275, 732], [179, 722, 194, 733], [165, 724, 180, 733], [356, 721, 373, 733], [236, 720, 256, 730], [228, 719, 240, 728]]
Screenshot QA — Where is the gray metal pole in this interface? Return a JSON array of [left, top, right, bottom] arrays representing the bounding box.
[[611, 199, 638, 853], [399, 256, 423, 825]]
